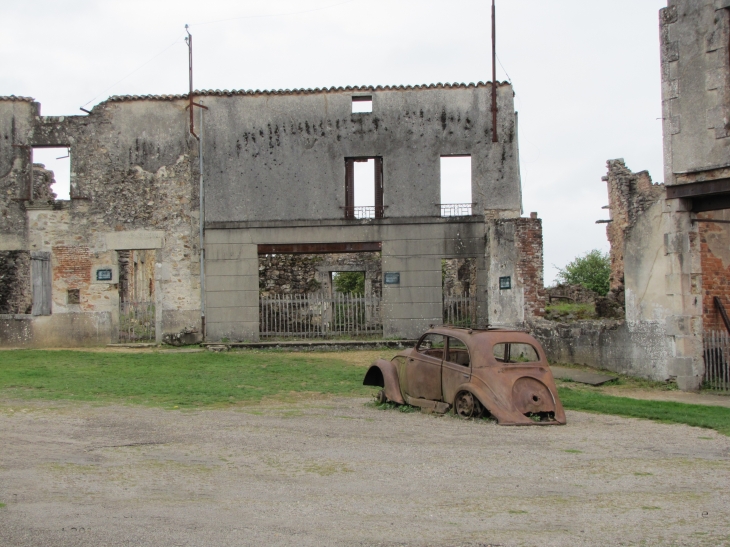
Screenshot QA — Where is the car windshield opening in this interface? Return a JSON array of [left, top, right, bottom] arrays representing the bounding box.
[[417, 334, 445, 359]]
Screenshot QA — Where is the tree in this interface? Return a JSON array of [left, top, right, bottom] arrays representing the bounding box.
[[556, 250, 610, 296], [332, 271, 365, 294]]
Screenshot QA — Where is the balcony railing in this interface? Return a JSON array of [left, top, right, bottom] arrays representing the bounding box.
[[343, 206, 386, 219], [440, 203, 474, 217]]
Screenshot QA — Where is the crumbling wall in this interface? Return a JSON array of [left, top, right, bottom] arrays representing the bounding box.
[[547, 284, 598, 304], [604, 159, 664, 294], [32, 163, 57, 202], [0, 251, 31, 314], [0, 96, 203, 346]]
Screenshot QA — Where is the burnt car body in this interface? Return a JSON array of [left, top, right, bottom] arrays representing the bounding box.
[[364, 326, 566, 425]]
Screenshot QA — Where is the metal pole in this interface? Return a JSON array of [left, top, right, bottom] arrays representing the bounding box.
[[199, 101, 206, 340], [491, 0, 498, 143], [185, 25, 197, 139]]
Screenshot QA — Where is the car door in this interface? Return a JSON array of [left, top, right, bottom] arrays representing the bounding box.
[[404, 333, 444, 401], [441, 336, 471, 404]]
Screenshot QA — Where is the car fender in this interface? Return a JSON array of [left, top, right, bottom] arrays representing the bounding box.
[[454, 382, 533, 425], [363, 359, 405, 404]]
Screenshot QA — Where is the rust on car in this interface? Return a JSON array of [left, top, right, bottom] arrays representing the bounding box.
[[363, 326, 566, 425]]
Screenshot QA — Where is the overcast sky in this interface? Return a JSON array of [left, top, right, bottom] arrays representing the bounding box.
[[1, 0, 667, 284]]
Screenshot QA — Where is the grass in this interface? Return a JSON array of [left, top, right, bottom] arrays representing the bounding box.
[[0, 349, 376, 408], [0, 503, 5, 508], [1, 349, 729, 437], [558, 386, 730, 436]]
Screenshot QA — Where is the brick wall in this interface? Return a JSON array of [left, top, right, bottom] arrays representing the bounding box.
[[699, 211, 730, 331], [52, 246, 92, 287], [514, 217, 546, 319]]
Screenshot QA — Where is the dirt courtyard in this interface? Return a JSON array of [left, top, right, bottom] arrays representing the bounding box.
[[1, 397, 729, 547]]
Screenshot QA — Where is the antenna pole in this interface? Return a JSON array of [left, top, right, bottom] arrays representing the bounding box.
[[185, 24, 197, 139], [491, 0, 498, 143]]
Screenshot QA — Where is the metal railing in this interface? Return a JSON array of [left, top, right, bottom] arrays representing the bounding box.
[[443, 296, 477, 327], [344, 206, 385, 219], [119, 301, 156, 343], [440, 203, 473, 217], [260, 293, 382, 338], [703, 330, 730, 392]]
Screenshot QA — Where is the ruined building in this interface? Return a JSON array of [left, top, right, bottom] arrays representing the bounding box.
[[0, 82, 545, 345], [537, 0, 730, 391]]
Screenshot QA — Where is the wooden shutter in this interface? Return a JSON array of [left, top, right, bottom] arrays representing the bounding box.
[[31, 251, 52, 316], [374, 156, 384, 218], [345, 158, 355, 219]]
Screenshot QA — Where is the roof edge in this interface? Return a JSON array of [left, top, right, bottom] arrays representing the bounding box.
[[0, 95, 35, 103], [100, 81, 512, 105]]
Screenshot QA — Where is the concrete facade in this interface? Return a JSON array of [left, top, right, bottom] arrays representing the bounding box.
[[1, 82, 544, 345]]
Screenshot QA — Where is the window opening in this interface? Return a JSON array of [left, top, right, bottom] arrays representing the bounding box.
[[417, 333, 445, 359], [345, 157, 384, 219], [440, 156, 472, 217], [331, 271, 365, 295], [446, 336, 470, 367], [32, 147, 70, 201], [67, 288, 81, 305], [352, 95, 372, 114], [492, 343, 540, 364]]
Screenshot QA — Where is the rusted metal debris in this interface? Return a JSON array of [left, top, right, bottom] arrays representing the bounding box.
[[364, 326, 566, 425]]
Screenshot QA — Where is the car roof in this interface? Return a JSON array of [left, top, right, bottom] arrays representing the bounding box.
[[423, 325, 543, 349]]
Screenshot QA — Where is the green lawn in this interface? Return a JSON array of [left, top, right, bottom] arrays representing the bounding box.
[[0, 350, 374, 408], [1, 350, 728, 436], [558, 387, 730, 436]]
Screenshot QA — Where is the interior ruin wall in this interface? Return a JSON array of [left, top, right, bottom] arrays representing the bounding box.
[[698, 209, 730, 332], [259, 252, 382, 297]]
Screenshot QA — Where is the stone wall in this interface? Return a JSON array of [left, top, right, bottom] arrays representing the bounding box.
[[530, 319, 671, 381], [259, 252, 382, 297], [547, 284, 598, 304], [0, 251, 31, 314]]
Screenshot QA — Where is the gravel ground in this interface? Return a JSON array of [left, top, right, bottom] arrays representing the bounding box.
[[0, 398, 729, 547]]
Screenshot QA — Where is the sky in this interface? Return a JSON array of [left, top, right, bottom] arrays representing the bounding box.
[[1, 0, 667, 284]]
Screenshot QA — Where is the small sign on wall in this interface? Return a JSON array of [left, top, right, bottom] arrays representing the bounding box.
[[92, 265, 118, 284], [96, 269, 113, 281], [499, 276, 512, 290], [384, 272, 400, 285]]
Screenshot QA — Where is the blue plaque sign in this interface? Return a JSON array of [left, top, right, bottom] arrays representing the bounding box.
[[96, 269, 113, 281], [499, 276, 511, 290], [384, 272, 400, 285]]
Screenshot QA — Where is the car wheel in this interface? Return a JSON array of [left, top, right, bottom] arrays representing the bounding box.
[[375, 389, 387, 405], [454, 391, 481, 418]]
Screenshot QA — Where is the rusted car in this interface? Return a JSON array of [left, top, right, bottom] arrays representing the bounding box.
[[364, 326, 566, 425]]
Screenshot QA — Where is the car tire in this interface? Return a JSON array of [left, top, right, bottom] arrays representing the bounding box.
[[375, 389, 387, 405], [454, 391, 483, 419]]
